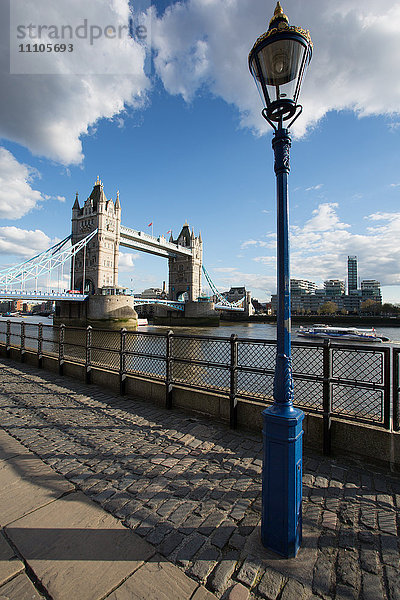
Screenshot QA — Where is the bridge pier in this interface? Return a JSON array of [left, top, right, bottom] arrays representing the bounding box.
[[153, 300, 220, 327], [54, 295, 138, 330]]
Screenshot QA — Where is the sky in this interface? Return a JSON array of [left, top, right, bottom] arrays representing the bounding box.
[[1, 0, 400, 303]]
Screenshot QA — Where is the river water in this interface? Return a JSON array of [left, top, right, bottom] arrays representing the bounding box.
[[1, 315, 400, 346]]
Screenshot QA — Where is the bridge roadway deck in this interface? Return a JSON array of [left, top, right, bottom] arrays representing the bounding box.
[[0, 359, 398, 600]]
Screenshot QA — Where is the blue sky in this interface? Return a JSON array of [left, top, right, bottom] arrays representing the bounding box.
[[1, 0, 400, 302]]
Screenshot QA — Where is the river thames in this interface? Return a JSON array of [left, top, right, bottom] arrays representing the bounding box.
[[2, 315, 400, 346]]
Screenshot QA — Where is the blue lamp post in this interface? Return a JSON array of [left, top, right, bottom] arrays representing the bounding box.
[[248, 2, 312, 558]]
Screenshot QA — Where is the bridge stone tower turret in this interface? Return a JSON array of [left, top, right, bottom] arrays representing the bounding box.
[[168, 223, 202, 301], [71, 177, 121, 294]]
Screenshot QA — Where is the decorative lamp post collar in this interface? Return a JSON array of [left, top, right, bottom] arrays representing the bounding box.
[[249, 2, 312, 127]]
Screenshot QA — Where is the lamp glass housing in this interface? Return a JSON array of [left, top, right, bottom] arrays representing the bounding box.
[[250, 33, 310, 122]]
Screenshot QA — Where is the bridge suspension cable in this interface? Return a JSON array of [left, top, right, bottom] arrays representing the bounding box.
[[0, 229, 98, 288], [202, 265, 245, 308]]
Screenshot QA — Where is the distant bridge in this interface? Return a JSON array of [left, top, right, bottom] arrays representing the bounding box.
[[132, 298, 185, 311], [0, 291, 87, 302], [132, 297, 246, 312]]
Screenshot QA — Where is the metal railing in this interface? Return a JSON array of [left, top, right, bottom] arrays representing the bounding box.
[[0, 321, 396, 450], [394, 348, 400, 432]]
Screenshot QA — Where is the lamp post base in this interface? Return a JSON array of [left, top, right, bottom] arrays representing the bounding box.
[[261, 403, 304, 558]]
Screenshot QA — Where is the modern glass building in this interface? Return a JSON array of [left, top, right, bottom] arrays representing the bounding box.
[[347, 256, 358, 294]]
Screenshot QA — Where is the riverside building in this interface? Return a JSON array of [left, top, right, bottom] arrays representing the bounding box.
[[347, 256, 358, 294], [270, 272, 382, 315], [361, 279, 382, 302]]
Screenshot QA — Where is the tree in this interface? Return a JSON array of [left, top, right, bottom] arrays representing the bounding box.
[[318, 301, 338, 315], [360, 299, 381, 315], [381, 303, 400, 315]]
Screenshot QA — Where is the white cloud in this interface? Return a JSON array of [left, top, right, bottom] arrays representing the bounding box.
[[212, 267, 237, 273], [305, 184, 323, 192], [3, 1, 399, 165], [290, 207, 400, 286], [118, 252, 139, 272], [240, 239, 271, 250], [253, 256, 275, 265], [0, 148, 44, 219], [243, 204, 400, 290], [0, 226, 52, 257], [210, 266, 276, 299], [1, 0, 150, 165], [151, 0, 400, 137], [240, 240, 258, 249], [295, 203, 350, 233], [44, 194, 67, 203]]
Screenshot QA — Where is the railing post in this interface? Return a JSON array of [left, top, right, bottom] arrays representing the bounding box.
[[58, 324, 65, 376], [6, 320, 11, 358], [383, 348, 391, 430], [322, 339, 332, 455], [230, 334, 238, 429], [37, 322, 43, 368], [85, 325, 92, 384], [20, 321, 25, 363], [394, 349, 400, 432], [165, 330, 173, 409], [119, 328, 127, 395]]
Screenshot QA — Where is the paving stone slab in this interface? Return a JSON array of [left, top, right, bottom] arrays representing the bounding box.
[[0, 530, 25, 586], [209, 554, 238, 594], [335, 583, 359, 599], [0, 430, 27, 462], [237, 555, 261, 587], [280, 579, 310, 600], [257, 568, 286, 600], [189, 545, 220, 581], [337, 548, 360, 589], [385, 565, 400, 600], [361, 571, 384, 600], [312, 555, 333, 598], [0, 571, 43, 599], [5, 491, 155, 600], [104, 555, 199, 600], [0, 454, 74, 527], [192, 585, 219, 600], [228, 582, 250, 600]]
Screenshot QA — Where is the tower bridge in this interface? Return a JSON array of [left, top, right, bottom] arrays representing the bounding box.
[[71, 177, 203, 305], [0, 178, 254, 325]]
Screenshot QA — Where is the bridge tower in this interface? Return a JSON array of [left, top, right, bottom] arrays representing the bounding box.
[[168, 224, 202, 301], [71, 177, 121, 294]]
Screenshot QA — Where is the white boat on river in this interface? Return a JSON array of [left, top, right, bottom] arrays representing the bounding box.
[[297, 324, 389, 342]]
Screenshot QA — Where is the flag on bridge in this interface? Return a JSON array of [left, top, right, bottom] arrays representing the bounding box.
[[166, 230, 172, 234], [148, 222, 153, 227]]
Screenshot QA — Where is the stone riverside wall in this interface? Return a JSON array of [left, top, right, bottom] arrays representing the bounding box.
[[1, 345, 399, 471]]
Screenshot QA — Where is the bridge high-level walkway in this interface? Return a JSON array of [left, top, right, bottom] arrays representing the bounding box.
[[0, 359, 398, 600]]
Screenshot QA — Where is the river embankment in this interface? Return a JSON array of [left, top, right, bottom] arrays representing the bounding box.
[[224, 314, 400, 326]]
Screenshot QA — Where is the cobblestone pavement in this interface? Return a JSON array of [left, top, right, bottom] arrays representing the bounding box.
[[0, 358, 399, 600]]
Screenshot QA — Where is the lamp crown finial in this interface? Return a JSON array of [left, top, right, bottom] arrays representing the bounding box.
[[269, 1, 289, 28]]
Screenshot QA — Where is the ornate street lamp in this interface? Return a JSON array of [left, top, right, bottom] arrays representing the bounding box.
[[248, 3, 312, 558]]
